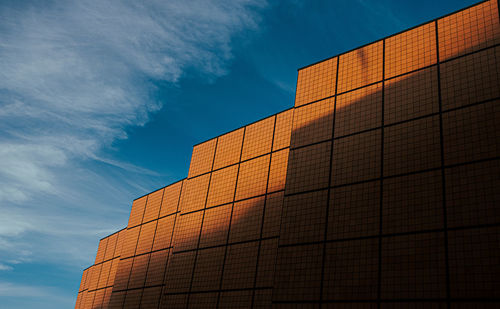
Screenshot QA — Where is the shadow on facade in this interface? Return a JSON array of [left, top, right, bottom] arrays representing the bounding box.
[[82, 2, 500, 307]]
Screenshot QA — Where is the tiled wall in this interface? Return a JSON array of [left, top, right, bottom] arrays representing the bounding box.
[[161, 109, 292, 308], [275, 0, 500, 308], [75, 228, 127, 308], [75, 108, 293, 309], [108, 180, 184, 309], [76, 1, 500, 308]]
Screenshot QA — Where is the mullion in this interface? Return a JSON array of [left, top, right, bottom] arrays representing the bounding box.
[[172, 236, 279, 255], [215, 127, 246, 308], [276, 222, 500, 250], [179, 189, 285, 217], [319, 55, 340, 307], [377, 38, 386, 309], [186, 145, 290, 182], [157, 180, 184, 308], [122, 194, 149, 306], [283, 155, 500, 199], [138, 187, 166, 307], [251, 114, 278, 308], [90, 240, 109, 309], [435, 19, 451, 309], [290, 94, 500, 153], [165, 286, 273, 296], [185, 138, 219, 307]]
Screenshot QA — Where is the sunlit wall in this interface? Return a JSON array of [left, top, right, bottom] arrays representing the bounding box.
[[75, 0, 500, 308]]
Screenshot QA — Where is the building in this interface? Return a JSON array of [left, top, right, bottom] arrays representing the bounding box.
[[75, 0, 500, 308]]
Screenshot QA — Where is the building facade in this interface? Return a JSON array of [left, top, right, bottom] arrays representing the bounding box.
[[75, 0, 500, 308]]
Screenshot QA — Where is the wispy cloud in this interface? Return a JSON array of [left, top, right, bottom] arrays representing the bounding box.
[[0, 282, 57, 298], [0, 0, 265, 202], [0, 0, 266, 306], [0, 281, 74, 309], [0, 264, 13, 271]]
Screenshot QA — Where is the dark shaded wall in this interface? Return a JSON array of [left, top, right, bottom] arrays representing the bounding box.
[[275, 0, 500, 307], [76, 108, 293, 308], [75, 0, 500, 308]]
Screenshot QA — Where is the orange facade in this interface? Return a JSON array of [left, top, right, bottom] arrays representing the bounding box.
[[76, 1, 500, 308]]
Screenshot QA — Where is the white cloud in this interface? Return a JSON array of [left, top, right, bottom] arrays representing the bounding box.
[[0, 281, 74, 309], [0, 264, 13, 271], [0, 282, 50, 297], [0, 0, 266, 202], [0, 0, 266, 306]]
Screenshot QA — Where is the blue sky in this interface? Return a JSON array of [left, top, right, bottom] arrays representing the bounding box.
[[0, 0, 479, 308]]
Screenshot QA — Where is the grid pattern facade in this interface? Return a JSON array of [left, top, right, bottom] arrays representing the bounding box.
[[277, 1, 500, 308], [76, 228, 127, 309], [161, 111, 291, 308], [76, 1, 500, 308]]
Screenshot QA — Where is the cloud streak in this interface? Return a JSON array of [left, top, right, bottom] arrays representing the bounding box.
[[0, 0, 266, 306], [0, 281, 75, 309], [0, 0, 265, 201]]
